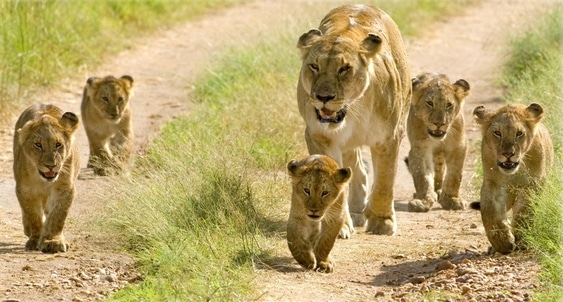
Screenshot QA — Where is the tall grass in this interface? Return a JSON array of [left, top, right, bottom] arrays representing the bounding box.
[[0, 0, 247, 125], [102, 0, 483, 299], [500, 4, 563, 300]]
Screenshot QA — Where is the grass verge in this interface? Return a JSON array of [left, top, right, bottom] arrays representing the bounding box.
[[500, 4, 563, 301], [101, 0, 483, 299]]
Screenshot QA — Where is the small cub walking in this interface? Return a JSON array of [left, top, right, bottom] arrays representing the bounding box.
[[81, 75, 134, 176], [286, 155, 352, 273]]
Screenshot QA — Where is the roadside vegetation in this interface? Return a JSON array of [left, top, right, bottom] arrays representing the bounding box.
[[100, 0, 482, 300], [0, 0, 248, 126], [500, 5, 563, 301]]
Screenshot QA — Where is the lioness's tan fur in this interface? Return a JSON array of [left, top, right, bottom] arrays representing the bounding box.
[[405, 72, 470, 212], [296, 4, 411, 237], [287, 155, 352, 273], [81, 75, 134, 176], [473, 103, 553, 254], [13, 104, 80, 253]]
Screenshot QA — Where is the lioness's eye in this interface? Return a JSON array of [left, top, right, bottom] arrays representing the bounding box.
[[446, 102, 453, 109], [338, 65, 350, 76], [102, 97, 110, 104], [55, 142, 62, 149], [118, 97, 124, 103], [308, 64, 319, 72], [321, 191, 329, 198], [426, 101, 433, 108], [34, 142, 42, 149], [516, 131, 523, 138], [493, 131, 501, 138], [303, 188, 310, 196]]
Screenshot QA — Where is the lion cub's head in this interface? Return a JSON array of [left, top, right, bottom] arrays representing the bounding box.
[[85, 75, 134, 122], [17, 107, 79, 182], [473, 103, 545, 175], [287, 155, 352, 220], [297, 29, 383, 124], [411, 73, 470, 140]]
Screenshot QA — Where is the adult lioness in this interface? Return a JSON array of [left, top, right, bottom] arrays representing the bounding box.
[[287, 155, 352, 273], [13, 104, 80, 253], [297, 4, 411, 237], [81, 75, 134, 176], [405, 73, 470, 212], [473, 103, 553, 254]]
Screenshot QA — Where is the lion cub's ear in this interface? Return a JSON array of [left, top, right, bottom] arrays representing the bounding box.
[[297, 29, 322, 49], [333, 167, 352, 184], [525, 103, 544, 123], [473, 105, 492, 125], [120, 75, 134, 89], [60, 112, 80, 134], [453, 79, 470, 101], [287, 160, 303, 178], [361, 33, 383, 57]]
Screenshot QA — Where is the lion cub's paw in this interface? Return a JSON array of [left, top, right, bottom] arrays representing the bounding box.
[[408, 199, 433, 212], [39, 239, 70, 253], [350, 212, 366, 227], [315, 260, 334, 273], [338, 223, 355, 239], [365, 216, 396, 235], [25, 238, 39, 251], [438, 195, 466, 210]]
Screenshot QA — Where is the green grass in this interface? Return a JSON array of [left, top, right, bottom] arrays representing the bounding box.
[[102, 0, 484, 300], [0, 0, 248, 126], [499, 4, 563, 300]]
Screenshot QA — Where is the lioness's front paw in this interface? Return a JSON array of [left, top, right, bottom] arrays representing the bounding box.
[[350, 212, 366, 227], [365, 216, 395, 235], [25, 238, 39, 251], [338, 222, 355, 239], [39, 239, 69, 253], [408, 199, 433, 212], [315, 260, 334, 273], [439, 194, 466, 210]]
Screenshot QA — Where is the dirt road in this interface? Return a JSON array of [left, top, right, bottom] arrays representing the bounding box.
[[0, 0, 557, 301]]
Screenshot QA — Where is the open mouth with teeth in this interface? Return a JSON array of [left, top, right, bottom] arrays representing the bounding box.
[[40, 170, 58, 181], [428, 129, 446, 138], [498, 161, 519, 171], [315, 107, 347, 123]]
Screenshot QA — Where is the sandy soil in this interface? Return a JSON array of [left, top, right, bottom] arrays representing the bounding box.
[[0, 0, 557, 301]]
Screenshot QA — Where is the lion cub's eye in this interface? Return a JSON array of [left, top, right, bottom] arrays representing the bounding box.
[[516, 131, 524, 138], [55, 142, 62, 149], [446, 102, 453, 109], [493, 131, 502, 138], [308, 64, 319, 73], [425, 101, 434, 108], [34, 142, 42, 150], [321, 191, 329, 198], [303, 188, 311, 196], [118, 97, 124, 104], [338, 65, 351, 76], [102, 97, 110, 104]]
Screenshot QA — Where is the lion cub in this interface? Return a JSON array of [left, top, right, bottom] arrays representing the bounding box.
[[81, 75, 134, 176], [472, 103, 553, 254], [13, 104, 80, 253], [286, 155, 352, 273], [405, 72, 470, 212]]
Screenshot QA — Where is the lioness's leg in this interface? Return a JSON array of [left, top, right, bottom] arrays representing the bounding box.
[[480, 185, 514, 254], [16, 190, 44, 250], [406, 147, 436, 212], [39, 189, 74, 253], [343, 148, 368, 227], [365, 141, 400, 235], [439, 145, 467, 210]]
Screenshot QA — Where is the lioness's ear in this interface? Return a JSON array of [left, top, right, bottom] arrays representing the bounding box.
[[297, 29, 322, 49], [361, 34, 382, 57], [120, 75, 134, 89], [60, 112, 80, 134], [453, 79, 470, 101], [334, 167, 352, 184], [17, 121, 35, 147], [473, 105, 491, 125], [525, 103, 544, 123]]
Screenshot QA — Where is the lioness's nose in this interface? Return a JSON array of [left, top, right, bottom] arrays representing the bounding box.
[[316, 94, 336, 103], [502, 150, 515, 158]]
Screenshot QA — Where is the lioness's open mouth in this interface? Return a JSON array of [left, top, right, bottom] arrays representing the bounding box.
[[428, 129, 446, 138], [40, 170, 58, 181], [498, 161, 519, 170], [315, 107, 347, 123]]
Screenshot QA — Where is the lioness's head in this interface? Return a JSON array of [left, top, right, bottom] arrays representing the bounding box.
[[287, 155, 352, 220], [412, 73, 470, 140], [473, 103, 544, 175], [18, 111, 79, 182], [297, 29, 382, 124], [86, 75, 134, 122]]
